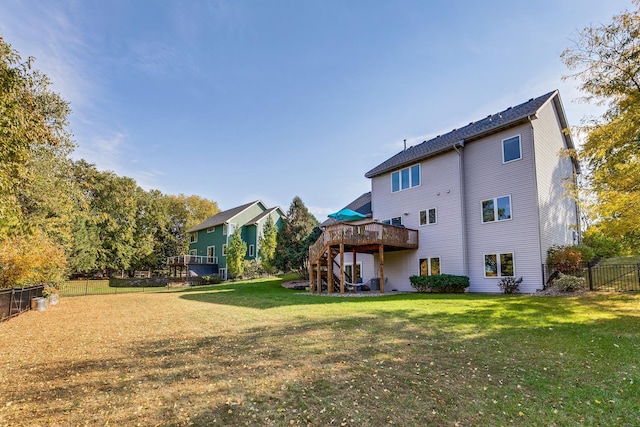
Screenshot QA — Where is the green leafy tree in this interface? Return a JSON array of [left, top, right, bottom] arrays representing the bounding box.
[[561, 1, 640, 251], [258, 215, 278, 273], [274, 196, 319, 276], [226, 229, 247, 279], [0, 35, 73, 238]]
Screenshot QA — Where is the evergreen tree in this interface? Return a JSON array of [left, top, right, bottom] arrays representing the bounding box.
[[226, 229, 247, 279], [274, 196, 319, 275], [259, 215, 278, 273]]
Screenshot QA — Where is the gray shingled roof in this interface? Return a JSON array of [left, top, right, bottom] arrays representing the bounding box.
[[246, 206, 285, 225], [320, 192, 372, 228], [187, 200, 262, 233], [365, 90, 564, 178]]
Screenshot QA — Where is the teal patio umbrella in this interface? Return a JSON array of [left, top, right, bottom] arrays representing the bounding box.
[[328, 208, 367, 222]]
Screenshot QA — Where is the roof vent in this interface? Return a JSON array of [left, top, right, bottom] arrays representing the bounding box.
[[529, 98, 534, 101], [468, 122, 473, 125], [507, 106, 512, 110]]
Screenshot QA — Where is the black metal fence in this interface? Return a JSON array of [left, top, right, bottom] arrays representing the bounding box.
[[58, 279, 167, 297], [542, 263, 640, 291], [0, 285, 44, 322]]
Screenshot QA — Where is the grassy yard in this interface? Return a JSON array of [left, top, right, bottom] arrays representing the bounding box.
[[1, 278, 639, 426]]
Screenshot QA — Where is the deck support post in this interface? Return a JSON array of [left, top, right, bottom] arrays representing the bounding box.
[[339, 243, 345, 293], [379, 244, 385, 293], [352, 248, 357, 293], [327, 247, 334, 293], [309, 261, 315, 292], [316, 262, 322, 294]]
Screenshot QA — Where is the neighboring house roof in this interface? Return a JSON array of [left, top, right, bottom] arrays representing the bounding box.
[[246, 206, 286, 225], [187, 200, 263, 233], [365, 90, 575, 178], [321, 192, 372, 228]]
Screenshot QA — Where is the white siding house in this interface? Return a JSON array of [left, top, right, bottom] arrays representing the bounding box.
[[360, 90, 579, 293]]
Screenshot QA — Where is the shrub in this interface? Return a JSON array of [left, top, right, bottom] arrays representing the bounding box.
[[409, 274, 469, 293], [552, 273, 586, 292], [547, 245, 585, 275], [242, 259, 265, 279], [201, 275, 221, 285], [573, 245, 596, 263], [582, 231, 622, 259], [0, 232, 67, 288], [498, 276, 523, 294]]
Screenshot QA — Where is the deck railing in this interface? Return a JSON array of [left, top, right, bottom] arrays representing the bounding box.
[[309, 222, 418, 263], [167, 255, 218, 265]]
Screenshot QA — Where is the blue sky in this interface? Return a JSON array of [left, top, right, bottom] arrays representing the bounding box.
[[1, 0, 632, 219]]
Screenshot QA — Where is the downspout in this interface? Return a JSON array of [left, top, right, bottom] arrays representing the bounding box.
[[452, 141, 468, 277]]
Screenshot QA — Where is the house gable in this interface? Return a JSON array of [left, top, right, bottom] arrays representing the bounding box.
[[364, 90, 578, 294]]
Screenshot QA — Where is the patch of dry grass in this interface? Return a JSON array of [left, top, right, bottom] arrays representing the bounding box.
[[1, 280, 639, 426]]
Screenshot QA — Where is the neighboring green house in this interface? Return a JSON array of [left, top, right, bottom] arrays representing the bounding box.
[[168, 200, 285, 280]]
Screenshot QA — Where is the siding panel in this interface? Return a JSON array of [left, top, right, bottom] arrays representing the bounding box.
[[463, 123, 543, 293], [371, 150, 464, 291], [533, 101, 580, 259]]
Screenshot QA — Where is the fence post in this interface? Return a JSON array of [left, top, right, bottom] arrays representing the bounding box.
[[85, 280, 89, 296], [587, 261, 593, 291], [9, 288, 15, 318], [637, 264, 640, 289], [541, 264, 546, 289]]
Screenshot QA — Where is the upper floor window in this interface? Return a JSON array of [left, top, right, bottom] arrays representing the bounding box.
[[391, 164, 420, 193], [248, 244, 255, 257], [189, 233, 198, 243], [206, 226, 215, 233], [482, 196, 512, 223], [419, 208, 437, 226], [502, 135, 521, 163]]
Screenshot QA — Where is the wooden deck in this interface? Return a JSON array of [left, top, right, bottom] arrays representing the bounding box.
[[308, 222, 418, 294], [166, 255, 218, 267], [309, 222, 418, 264]]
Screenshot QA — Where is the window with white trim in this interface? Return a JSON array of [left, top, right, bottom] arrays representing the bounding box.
[[248, 244, 254, 257], [381, 217, 402, 226], [502, 135, 521, 163], [419, 257, 440, 276], [484, 253, 514, 277], [482, 195, 512, 223], [189, 233, 198, 243], [222, 244, 227, 256], [206, 226, 215, 233], [391, 164, 420, 193], [419, 208, 437, 226]]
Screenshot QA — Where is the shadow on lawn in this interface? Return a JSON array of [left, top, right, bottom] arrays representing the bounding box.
[[12, 304, 640, 427]]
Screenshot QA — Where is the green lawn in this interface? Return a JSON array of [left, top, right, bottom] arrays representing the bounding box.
[[2, 277, 639, 426], [600, 255, 640, 265]]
